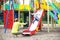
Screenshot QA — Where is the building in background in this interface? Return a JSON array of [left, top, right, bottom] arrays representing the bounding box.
[[0, 1, 3, 25]]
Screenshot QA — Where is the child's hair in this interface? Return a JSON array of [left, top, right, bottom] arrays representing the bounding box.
[[14, 18, 18, 22]]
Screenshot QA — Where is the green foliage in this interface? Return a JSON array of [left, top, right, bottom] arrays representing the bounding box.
[[20, 18, 24, 23], [42, 12, 47, 21], [0, 20, 3, 25], [20, 13, 24, 23]]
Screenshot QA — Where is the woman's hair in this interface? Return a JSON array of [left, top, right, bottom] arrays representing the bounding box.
[[14, 18, 18, 22]]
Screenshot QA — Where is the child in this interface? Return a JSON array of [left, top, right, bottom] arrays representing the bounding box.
[[31, 10, 40, 23], [11, 18, 27, 36]]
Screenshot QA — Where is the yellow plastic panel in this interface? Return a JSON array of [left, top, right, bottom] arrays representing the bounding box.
[[25, 5, 31, 10], [41, 2, 52, 10], [58, 14, 60, 24], [36, 27, 38, 31], [41, 0, 46, 3], [34, 0, 40, 9], [19, 4, 24, 10], [54, 2, 60, 9]]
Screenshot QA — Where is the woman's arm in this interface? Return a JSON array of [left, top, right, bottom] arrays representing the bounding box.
[[19, 23, 27, 25]]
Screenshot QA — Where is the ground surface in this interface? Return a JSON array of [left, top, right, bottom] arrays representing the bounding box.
[[0, 24, 60, 40]]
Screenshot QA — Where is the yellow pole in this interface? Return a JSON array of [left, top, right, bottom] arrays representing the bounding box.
[[47, 0, 50, 32], [51, 17, 54, 30], [29, 10, 30, 25]]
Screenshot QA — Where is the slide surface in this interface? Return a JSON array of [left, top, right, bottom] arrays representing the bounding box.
[[23, 9, 44, 35], [29, 10, 44, 31]]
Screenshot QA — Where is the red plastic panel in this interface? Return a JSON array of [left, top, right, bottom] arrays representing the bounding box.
[[3, 10, 14, 29]]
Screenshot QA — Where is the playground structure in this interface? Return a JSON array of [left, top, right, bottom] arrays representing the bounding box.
[[23, 10, 45, 35], [3, 0, 60, 35], [3, 0, 14, 33], [22, 0, 60, 35]]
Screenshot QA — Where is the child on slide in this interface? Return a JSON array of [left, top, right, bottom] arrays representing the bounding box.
[[32, 10, 40, 23], [11, 18, 27, 36]]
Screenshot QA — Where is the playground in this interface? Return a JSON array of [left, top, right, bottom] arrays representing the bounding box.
[[0, 0, 60, 40], [0, 24, 60, 40]]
